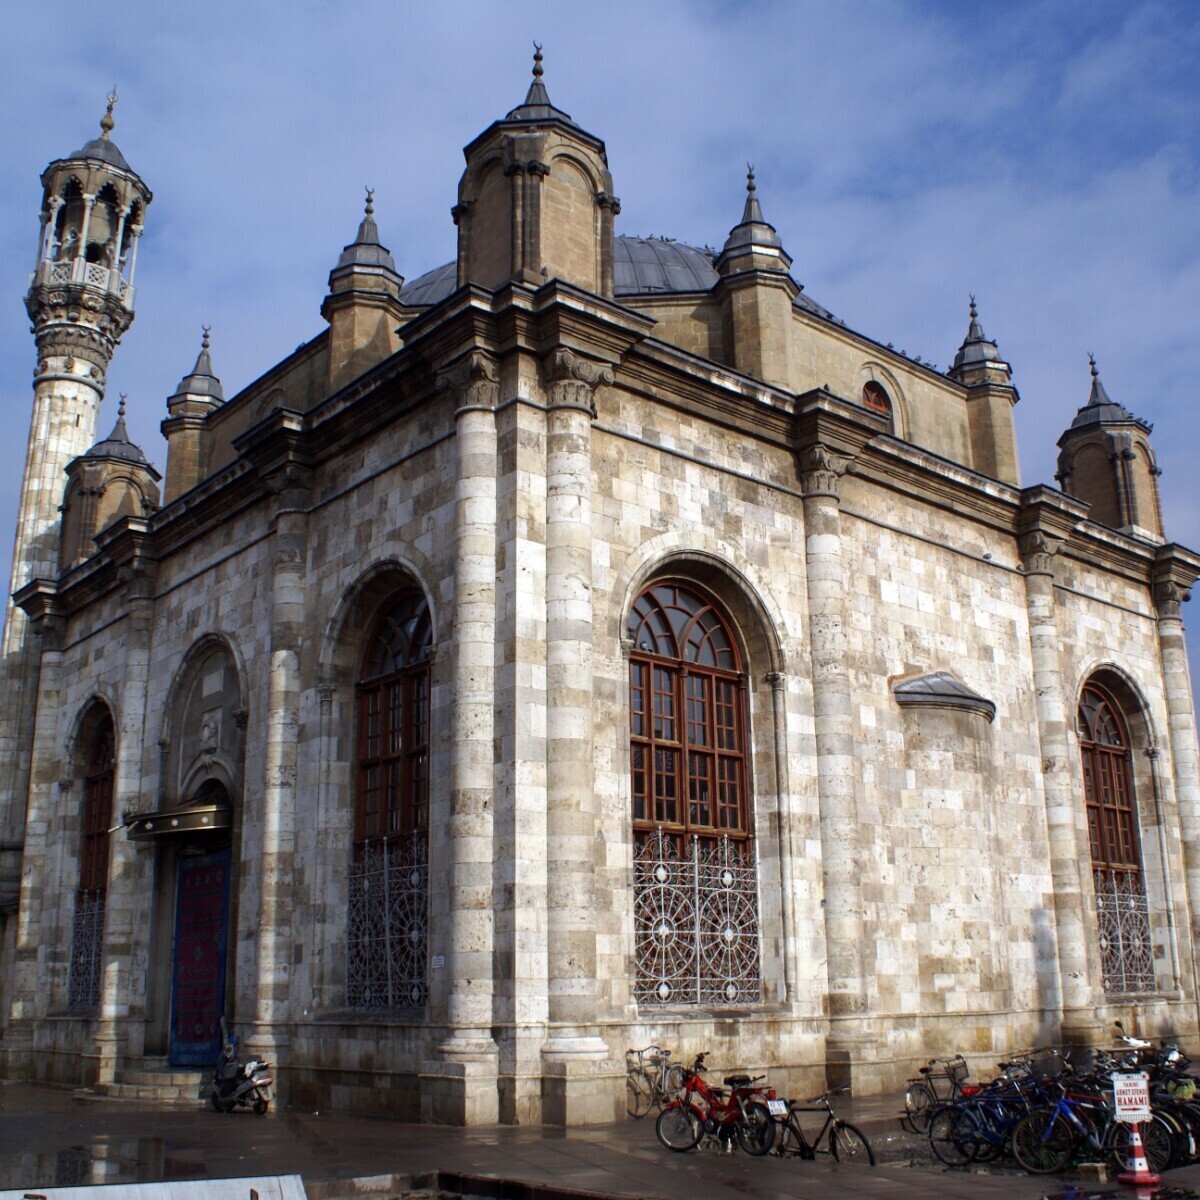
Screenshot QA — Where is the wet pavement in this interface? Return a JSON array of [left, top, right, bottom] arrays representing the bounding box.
[[4, 1081, 1200, 1198]]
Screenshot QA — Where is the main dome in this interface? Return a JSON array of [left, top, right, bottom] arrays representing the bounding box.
[[398, 235, 837, 320]]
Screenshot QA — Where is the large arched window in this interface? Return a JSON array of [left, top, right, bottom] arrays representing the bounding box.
[[1078, 683, 1153, 994], [347, 590, 431, 1010], [628, 582, 760, 1006], [68, 709, 115, 1012]]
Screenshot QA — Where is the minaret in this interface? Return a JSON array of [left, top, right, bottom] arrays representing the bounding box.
[[714, 166, 798, 388], [1056, 354, 1163, 541], [947, 296, 1021, 485], [0, 96, 151, 895]]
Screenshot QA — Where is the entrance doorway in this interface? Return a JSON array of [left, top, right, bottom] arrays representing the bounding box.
[[169, 848, 231, 1066]]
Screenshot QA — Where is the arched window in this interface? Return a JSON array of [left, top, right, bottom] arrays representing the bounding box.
[[628, 582, 760, 1006], [861, 381, 893, 420], [1078, 683, 1153, 994], [68, 709, 115, 1012], [347, 591, 431, 1010]]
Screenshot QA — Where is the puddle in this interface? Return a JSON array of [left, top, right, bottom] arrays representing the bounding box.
[[0, 1136, 212, 1190]]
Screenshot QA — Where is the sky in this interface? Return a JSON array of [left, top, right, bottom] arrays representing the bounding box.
[[1, 0, 1199, 681]]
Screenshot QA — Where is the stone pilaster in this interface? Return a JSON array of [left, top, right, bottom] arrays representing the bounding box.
[[1018, 504, 1097, 1042], [422, 351, 501, 1126], [248, 467, 310, 1088], [766, 671, 799, 1005], [4, 596, 62, 1076], [94, 568, 155, 1085], [797, 443, 870, 1077], [1152, 549, 1200, 1004], [539, 348, 620, 1125]]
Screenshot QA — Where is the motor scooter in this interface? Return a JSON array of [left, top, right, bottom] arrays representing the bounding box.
[[208, 1023, 273, 1115]]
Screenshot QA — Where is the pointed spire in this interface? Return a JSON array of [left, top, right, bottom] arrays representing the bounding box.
[[170, 326, 225, 404], [1086, 352, 1113, 407], [967, 294, 985, 342], [1067, 352, 1144, 430], [332, 188, 397, 273], [949, 293, 1005, 377], [100, 89, 117, 140], [741, 164, 765, 225], [86, 391, 149, 464], [505, 41, 576, 125]]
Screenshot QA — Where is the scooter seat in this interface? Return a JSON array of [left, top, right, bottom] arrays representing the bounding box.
[[724, 1074, 753, 1087]]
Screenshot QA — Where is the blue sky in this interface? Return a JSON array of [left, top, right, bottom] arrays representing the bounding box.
[[2, 0, 1199, 680]]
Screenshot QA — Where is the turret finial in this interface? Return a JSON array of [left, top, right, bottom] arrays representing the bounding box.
[[746, 163, 756, 195], [100, 89, 117, 139], [201, 324, 211, 350], [1089, 351, 1099, 379], [117, 391, 127, 419], [364, 186, 375, 217], [532, 40, 544, 80], [969, 293, 978, 321]]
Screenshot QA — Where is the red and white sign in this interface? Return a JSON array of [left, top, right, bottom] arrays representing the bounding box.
[[1112, 1072, 1151, 1123]]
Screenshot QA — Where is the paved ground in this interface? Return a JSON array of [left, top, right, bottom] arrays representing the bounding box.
[[2, 1082, 1200, 1199]]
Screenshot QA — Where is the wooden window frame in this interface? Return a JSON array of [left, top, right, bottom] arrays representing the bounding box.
[[80, 712, 115, 897], [1078, 683, 1142, 877]]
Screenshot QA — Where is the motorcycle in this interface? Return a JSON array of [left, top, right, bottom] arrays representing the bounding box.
[[207, 1025, 273, 1115]]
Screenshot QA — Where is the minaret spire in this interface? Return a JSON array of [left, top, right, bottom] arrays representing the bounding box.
[[741, 163, 765, 225], [100, 89, 117, 140]]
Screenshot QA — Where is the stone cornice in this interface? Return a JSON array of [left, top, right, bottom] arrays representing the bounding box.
[[1152, 544, 1200, 619]]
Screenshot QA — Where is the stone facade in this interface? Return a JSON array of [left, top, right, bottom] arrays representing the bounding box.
[[2, 64, 1200, 1125]]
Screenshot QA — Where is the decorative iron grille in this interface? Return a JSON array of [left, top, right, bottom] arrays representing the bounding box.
[[1094, 868, 1154, 994], [66, 888, 106, 1013], [346, 834, 428, 1010], [634, 828, 760, 1006]]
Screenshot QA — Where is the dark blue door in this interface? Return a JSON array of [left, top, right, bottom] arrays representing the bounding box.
[[169, 849, 230, 1066]]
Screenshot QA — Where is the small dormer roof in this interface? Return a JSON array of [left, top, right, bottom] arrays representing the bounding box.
[[951, 296, 1004, 372], [721, 166, 784, 254], [504, 43, 577, 126], [333, 188, 398, 273], [1069, 354, 1151, 433], [85, 395, 149, 465]]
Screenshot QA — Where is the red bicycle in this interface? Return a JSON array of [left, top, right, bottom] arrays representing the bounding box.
[[655, 1052, 777, 1155]]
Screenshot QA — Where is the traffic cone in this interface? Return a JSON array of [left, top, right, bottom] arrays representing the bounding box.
[[1116, 1122, 1160, 1185]]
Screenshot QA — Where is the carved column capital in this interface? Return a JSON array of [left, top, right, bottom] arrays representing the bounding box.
[[595, 191, 621, 214], [1019, 530, 1065, 576], [545, 348, 615, 417], [437, 350, 499, 414], [1155, 579, 1191, 621], [765, 671, 786, 692], [797, 443, 854, 498]]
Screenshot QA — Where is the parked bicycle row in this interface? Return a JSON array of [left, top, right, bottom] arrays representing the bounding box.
[[627, 1046, 875, 1164], [901, 1025, 1198, 1175]]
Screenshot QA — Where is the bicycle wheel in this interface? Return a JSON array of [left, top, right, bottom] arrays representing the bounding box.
[[1107, 1116, 1174, 1174], [830, 1121, 875, 1165], [1011, 1109, 1074, 1174], [626, 1070, 653, 1118], [663, 1063, 685, 1097], [928, 1104, 978, 1167], [656, 1104, 703, 1152], [734, 1101, 776, 1156], [903, 1082, 936, 1133]]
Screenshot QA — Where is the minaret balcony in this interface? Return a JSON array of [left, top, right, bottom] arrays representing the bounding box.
[[32, 258, 134, 308]]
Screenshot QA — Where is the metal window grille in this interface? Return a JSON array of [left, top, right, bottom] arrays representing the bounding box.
[[1094, 867, 1154, 995], [346, 833, 428, 1010], [66, 888, 106, 1013], [634, 828, 761, 1006]]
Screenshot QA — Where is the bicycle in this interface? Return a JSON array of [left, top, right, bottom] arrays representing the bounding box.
[[655, 1053, 777, 1155], [626, 1046, 685, 1118], [771, 1086, 875, 1165], [902, 1054, 969, 1133]]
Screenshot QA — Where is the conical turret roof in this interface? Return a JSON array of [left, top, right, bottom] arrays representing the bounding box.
[[950, 296, 1004, 372], [721, 166, 784, 254], [333, 188, 398, 272], [169, 327, 225, 404], [505, 43, 577, 125], [86, 395, 149, 464], [69, 93, 132, 172], [1069, 354, 1149, 431]]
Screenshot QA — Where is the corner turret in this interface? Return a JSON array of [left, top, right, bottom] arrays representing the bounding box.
[[321, 189, 405, 393], [713, 167, 797, 388], [454, 46, 619, 296], [948, 297, 1020, 485], [162, 328, 225, 503], [1056, 355, 1163, 541]]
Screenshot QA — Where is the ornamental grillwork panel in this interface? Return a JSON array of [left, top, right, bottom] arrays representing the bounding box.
[[1095, 868, 1154, 995], [634, 829, 760, 1006], [66, 888, 105, 1013], [346, 834, 428, 1010]]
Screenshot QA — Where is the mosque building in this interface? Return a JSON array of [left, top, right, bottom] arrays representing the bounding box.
[[0, 56, 1197, 1124]]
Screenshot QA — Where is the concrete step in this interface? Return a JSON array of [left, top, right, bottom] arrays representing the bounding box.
[[94, 1080, 205, 1104], [121, 1067, 206, 1087]]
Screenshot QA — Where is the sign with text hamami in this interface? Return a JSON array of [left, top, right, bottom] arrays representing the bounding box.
[[1112, 1073, 1151, 1124]]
